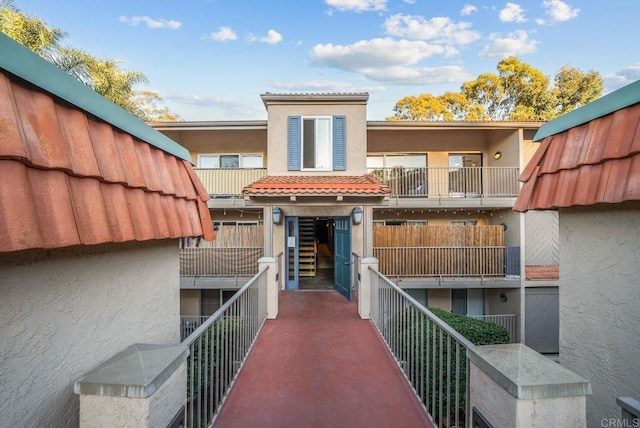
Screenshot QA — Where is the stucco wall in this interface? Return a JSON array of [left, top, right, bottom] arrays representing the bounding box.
[[427, 289, 451, 311], [559, 205, 640, 426], [180, 289, 201, 316], [0, 240, 180, 427], [266, 103, 367, 175]]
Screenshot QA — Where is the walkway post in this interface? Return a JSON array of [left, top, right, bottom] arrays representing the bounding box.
[[358, 257, 378, 319], [259, 257, 279, 319]]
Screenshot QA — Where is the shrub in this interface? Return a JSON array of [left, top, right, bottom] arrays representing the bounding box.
[[391, 307, 510, 427], [428, 307, 511, 345]]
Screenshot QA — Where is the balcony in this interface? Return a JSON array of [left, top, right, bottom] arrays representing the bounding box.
[[193, 168, 267, 197], [368, 166, 519, 199]]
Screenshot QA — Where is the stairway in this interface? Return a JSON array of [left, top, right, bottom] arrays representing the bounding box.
[[298, 218, 317, 277]]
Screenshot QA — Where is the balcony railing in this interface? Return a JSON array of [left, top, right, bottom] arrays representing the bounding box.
[[468, 314, 519, 343], [181, 316, 210, 341], [180, 247, 263, 277], [370, 268, 474, 427], [368, 167, 519, 199], [373, 246, 521, 279], [193, 168, 267, 197], [182, 266, 268, 428]]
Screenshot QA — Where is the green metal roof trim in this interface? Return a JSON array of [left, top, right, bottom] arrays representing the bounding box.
[[534, 79, 640, 141], [0, 33, 192, 163]]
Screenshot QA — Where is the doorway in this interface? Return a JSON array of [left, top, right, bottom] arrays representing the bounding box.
[[285, 215, 352, 300]]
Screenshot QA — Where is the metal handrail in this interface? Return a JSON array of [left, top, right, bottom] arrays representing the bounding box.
[[369, 267, 474, 428], [182, 266, 269, 427]]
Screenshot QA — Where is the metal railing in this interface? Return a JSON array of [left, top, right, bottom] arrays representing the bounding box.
[[180, 247, 263, 277], [194, 168, 267, 197], [352, 252, 361, 296], [181, 316, 211, 341], [468, 314, 519, 343], [182, 267, 269, 428], [374, 246, 521, 279], [368, 166, 519, 199], [370, 268, 474, 427]]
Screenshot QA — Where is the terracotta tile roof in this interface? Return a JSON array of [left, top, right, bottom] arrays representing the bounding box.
[[243, 175, 391, 197], [514, 98, 640, 212], [0, 51, 213, 252]]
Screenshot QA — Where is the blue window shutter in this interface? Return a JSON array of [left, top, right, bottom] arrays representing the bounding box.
[[333, 115, 346, 171], [287, 116, 301, 171]]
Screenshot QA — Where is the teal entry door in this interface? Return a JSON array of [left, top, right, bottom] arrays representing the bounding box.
[[333, 217, 352, 300]]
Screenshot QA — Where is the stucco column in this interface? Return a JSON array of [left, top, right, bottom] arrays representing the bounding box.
[[468, 343, 590, 428], [259, 257, 278, 319], [358, 257, 378, 319], [75, 344, 188, 428]]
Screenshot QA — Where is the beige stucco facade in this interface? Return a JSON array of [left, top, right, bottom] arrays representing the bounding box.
[[263, 94, 368, 176], [0, 240, 180, 427], [558, 203, 640, 426]]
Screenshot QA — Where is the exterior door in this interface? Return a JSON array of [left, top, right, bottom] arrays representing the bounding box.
[[285, 216, 299, 290], [334, 217, 351, 300]]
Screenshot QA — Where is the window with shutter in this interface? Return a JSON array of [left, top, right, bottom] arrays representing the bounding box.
[[287, 115, 346, 171]]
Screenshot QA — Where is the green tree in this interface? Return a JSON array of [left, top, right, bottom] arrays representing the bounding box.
[[0, 1, 179, 121], [134, 90, 181, 122], [390, 57, 603, 121]]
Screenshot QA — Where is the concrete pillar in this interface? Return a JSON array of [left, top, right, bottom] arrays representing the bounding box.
[[259, 257, 278, 319], [468, 343, 591, 428], [358, 257, 378, 320], [74, 344, 188, 428]]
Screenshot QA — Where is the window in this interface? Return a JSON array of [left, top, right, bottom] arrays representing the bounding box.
[[198, 154, 263, 168], [366, 153, 427, 169], [303, 117, 332, 170], [450, 220, 478, 226], [288, 115, 345, 171]]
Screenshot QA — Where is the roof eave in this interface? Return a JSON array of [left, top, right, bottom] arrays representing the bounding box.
[[0, 33, 193, 163]]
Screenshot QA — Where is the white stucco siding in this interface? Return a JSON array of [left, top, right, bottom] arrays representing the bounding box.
[[0, 240, 180, 427], [559, 205, 640, 426]]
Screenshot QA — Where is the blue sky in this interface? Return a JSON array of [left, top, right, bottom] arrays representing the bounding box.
[[15, 0, 640, 121]]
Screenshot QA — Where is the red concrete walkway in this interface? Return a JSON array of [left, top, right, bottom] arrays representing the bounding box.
[[214, 290, 434, 428]]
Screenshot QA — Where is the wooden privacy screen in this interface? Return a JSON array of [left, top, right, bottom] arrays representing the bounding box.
[[373, 225, 505, 278]]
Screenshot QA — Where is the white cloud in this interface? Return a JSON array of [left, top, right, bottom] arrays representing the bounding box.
[[604, 64, 640, 93], [309, 38, 471, 85], [479, 30, 539, 58], [461, 4, 478, 16], [499, 3, 526, 23], [165, 94, 265, 120], [542, 0, 579, 22], [361, 65, 472, 85], [310, 38, 448, 70], [325, 0, 387, 12], [260, 29, 283, 44], [404, 0, 416, 4], [118, 16, 181, 30], [270, 80, 355, 92], [384, 14, 480, 46], [209, 26, 237, 42]]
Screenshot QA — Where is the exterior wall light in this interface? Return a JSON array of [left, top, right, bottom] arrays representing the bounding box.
[[352, 206, 363, 225], [494, 151, 502, 160], [272, 206, 282, 225]]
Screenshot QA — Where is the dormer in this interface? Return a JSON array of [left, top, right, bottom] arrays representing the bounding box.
[[260, 93, 369, 176]]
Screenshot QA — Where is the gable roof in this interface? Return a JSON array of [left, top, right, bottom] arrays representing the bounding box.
[[514, 80, 640, 212], [0, 33, 214, 252], [243, 175, 391, 197]]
